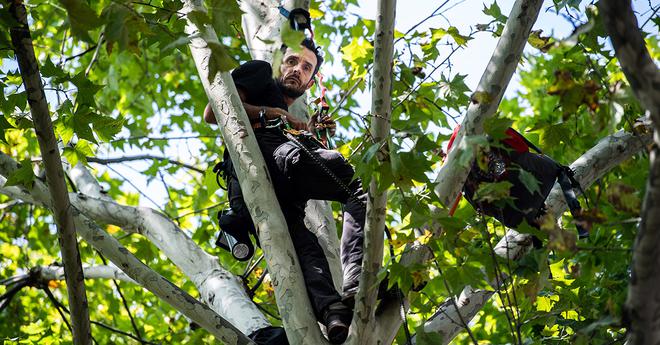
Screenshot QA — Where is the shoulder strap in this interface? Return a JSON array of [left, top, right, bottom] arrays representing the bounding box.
[[556, 166, 589, 239]]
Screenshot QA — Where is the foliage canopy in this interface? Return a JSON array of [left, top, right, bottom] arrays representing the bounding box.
[[0, 0, 657, 344]]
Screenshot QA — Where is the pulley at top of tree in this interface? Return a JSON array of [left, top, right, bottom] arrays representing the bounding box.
[[278, 7, 313, 38]]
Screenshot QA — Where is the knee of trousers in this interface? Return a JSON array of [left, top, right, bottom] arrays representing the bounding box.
[[273, 142, 301, 178]]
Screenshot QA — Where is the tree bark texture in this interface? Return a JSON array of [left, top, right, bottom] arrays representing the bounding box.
[[0, 157, 254, 344], [599, 1, 660, 344], [183, 0, 327, 343], [66, 172, 271, 336], [8, 2, 92, 344], [433, 0, 544, 206], [304, 200, 343, 291], [349, 1, 396, 344], [598, 0, 660, 123], [39, 265, 136, 285], [412, 287, 494, 345]]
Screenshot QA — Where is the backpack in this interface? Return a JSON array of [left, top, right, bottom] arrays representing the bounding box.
[[447, 126, 588, 238]]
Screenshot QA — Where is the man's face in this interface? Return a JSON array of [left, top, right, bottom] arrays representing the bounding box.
[[277, 47, 317, 98]]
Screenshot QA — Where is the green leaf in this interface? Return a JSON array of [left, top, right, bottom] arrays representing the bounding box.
[[161, 35, 193, 54], [208, 0, 244, 36], [207, 42, 239, 83], [447, 26, 472, 46], [20, 321, 47, 336], [341, 37, 373, 64], [517, 168, 541, 195], [474, 180, 513, 203], [281, 24, 306, 52], [102, 3, 145, 54], [430, 27, 447, 42], [528, 30, 554, 52], [4, 159, 36, 188], [40, 57, 68, 79], [62, 140, 94, 166], [8, 91, 27, 112], [0, 114, 14, 144], [71, 72, 103, 106], [58, 0, 101, 42], [483, 1, 507, 23], [92, 115, 124, 142], [484, 117, 513, 141]]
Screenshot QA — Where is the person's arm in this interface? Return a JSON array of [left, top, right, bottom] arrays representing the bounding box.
[[204, 89, 306, 130]]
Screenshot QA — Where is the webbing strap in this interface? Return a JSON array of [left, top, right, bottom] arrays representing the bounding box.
[[557, 167, 589, 238]]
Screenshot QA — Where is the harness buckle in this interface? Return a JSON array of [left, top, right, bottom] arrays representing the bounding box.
[[265, 118, 283, 128]]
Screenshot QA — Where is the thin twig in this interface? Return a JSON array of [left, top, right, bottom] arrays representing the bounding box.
[[641, 5, 659, 28], [174, 202, 225, 220], [109, 134, 222, 143], [85, 33, 104, 76], [481, 218, 521, 344], [87, 154, 205, 173], [104, 165, 167, 213], [158, 170, 176, 216], [63, 44, 98, 63], [97, 252, 146, 345]]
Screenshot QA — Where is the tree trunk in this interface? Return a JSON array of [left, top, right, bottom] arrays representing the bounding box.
[[348, 1, 396, 344], [239, 0, 343, 284], [599, 1, 660, 344], [182, 0, 327, 342], [8, 2, 91, 343]]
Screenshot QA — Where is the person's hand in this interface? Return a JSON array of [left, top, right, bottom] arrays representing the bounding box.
[[264, 107, 306, 131], [307, 112, 337, 138]]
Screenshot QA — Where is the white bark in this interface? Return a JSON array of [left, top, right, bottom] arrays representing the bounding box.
[[183, 1, 326, 343], [240, 0, 282, 63], [412, 287, 494, 345], [304, 200, 343, 291], [38, 265, 136, 284], [68, 162, 270, 335], [71, 196, 270, 335], [349, 1, 396, 344], [0, 158, 254, 344], [433, 0, 544, 206]]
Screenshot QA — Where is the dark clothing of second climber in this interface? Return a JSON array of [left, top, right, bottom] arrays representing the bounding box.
[[225, 60, 365, 319]]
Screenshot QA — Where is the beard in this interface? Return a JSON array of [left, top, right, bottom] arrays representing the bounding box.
[[276, 78, 306, 98]]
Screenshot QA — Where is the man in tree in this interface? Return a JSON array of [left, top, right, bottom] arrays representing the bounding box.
[[204, 38, 364, 344]]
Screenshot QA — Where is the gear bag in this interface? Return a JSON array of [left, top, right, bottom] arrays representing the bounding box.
[[447, 126, 588, 238]]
